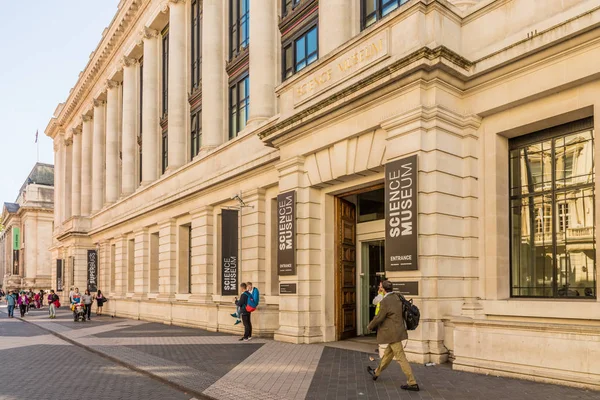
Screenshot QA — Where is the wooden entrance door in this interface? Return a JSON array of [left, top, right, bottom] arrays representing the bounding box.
[[336, 198, 357, 340]]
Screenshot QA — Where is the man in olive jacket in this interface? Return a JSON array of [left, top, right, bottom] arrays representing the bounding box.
[[366, 280, 419, 391]]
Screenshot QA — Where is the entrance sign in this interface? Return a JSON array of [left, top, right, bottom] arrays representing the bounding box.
[[87, 250, 98, 292], [221, 209, 239, 296], [280, 283, 297, 294], [392, 281, 419, 296], [277, 190, 296, 276], [385, 154, 418, 271], [56, 259, 63, 292]]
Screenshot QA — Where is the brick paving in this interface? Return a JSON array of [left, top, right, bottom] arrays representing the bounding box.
[[0, 308, 196, 400], [11, 306, 600, 400]]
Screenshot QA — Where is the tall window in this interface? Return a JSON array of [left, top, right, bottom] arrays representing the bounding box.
[[283, 25, 318, 80], [282, 0, 302, 16], [162, 26, 169, 117], [162, 130, 168, 174], [230, 0, 250, 59], [191, 0, 202, 90], [139, 59, 144, 183], [191, 109, 202, 158], [229, 75, 250, 139], [509, 118, 596, 298], [361, 0, 409, 30]]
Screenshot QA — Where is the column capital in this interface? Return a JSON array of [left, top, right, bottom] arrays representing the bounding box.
[[121, 57, 139, 68], [81, 114, 93, 123], [105, 80, 120, 90], [93, 99, 106, 108], [64, 137, 73, 146], [142, 27, 160, 40], [169, 0, 186, 4], [71, 127, 82, 136]]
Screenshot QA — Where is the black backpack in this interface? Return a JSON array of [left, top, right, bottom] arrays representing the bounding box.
[[398, 294, 420, 330]]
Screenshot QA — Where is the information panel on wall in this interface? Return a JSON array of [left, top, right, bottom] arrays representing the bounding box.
[[385, 154, 418, 271], [221, 209, 239, 296], [277, 190, 296, 276], [56, 259, 63, 292], [87, 250, 98, 292]]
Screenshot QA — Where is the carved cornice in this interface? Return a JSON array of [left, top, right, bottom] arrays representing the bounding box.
[[45, 0, 149, 139], [93, 99, 106, 108]]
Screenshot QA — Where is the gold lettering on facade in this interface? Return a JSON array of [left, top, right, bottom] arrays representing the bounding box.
[[296, 69, 332, 97]]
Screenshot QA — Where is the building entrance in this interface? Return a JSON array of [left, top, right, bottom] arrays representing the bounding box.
[[335, 186, 385, 340]]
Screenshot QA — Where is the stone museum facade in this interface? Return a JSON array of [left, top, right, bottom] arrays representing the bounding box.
[[0, 163, 54, 291], [45, 0, 600, 389]]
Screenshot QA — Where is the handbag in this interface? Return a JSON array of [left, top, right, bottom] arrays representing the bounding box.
[[55, 301, 61, 309]]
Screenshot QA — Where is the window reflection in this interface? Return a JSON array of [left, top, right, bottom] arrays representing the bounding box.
[[510, 127, 595, 298]]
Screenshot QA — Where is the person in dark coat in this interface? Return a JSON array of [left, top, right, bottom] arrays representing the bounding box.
[[366, 280, 419, 392], [235, 283, 252, 341]]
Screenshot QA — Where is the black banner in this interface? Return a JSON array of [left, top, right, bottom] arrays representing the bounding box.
[[56, 259, 63, 292], [385, 154, 418, 271], [221, 209, 239, 296], [87, 250, 98, 292], [277, 190, 296, 276]]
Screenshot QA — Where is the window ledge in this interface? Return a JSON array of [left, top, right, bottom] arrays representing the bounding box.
[[226, 48, 249, 77]]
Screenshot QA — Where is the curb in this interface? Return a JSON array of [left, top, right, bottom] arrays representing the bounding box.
[[16, 312, 216, 400]]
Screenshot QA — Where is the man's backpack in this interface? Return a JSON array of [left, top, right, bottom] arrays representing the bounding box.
[[398, 294, 420, 330]]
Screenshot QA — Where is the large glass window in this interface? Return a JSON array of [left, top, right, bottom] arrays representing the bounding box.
[[361, 0, 409, 30], [229, 75, 249, 139], [162, 27, 169, 117], [509, 119, 596, 298], [191, 0, 202, 90], [230, 0, 250, 59], [283, 25, 318, 80], [162, 130, 168, 174], [191, 109, 201, 158]]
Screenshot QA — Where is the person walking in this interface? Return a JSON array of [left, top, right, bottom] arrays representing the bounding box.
[[5, 291, 16, 318], [82, 289, 94, 321], [235, 283, 252, 341], [48, 290, 59, 319], [95, 290, 106, 316], [366, 280, 419, 392], [17, 291, 29, 318]]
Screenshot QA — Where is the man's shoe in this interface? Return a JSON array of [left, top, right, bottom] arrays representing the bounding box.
[[367, 366, 378, 381], [401, 384, 420, 392], [247, 337, 252, 340]]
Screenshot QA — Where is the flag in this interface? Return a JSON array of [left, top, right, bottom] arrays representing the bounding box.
[[35, 129, 38, 143]]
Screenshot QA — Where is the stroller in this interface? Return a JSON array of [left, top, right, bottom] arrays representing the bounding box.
[[73, 302, 86, 322]]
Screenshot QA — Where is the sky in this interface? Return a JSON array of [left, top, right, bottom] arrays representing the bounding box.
[[0, 1, 120, 204]]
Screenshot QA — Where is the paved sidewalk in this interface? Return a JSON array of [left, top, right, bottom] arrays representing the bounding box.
[[15, 307, 600, 400]]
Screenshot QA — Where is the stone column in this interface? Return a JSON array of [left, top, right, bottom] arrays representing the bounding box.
[[319, 0, 352, 55], [121, 58, 139, 196], [142, 28, 160, 184], [92, 99, 106, 213], [240, 189, 266, 290], [63, 138, 73, 221], [202, 0, 225, 149], [190, 206, 214, 302], [105, 80, 120, 205], [114, 236, 127, 296], [167, 0, 187, 169], [248, 0, 277, 124], [81, 115, 93, 216], [158, 219, 177, 299], [71, 127, 82, 216], [53, 137, 63, 228], [134, 228, 149, 297]]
